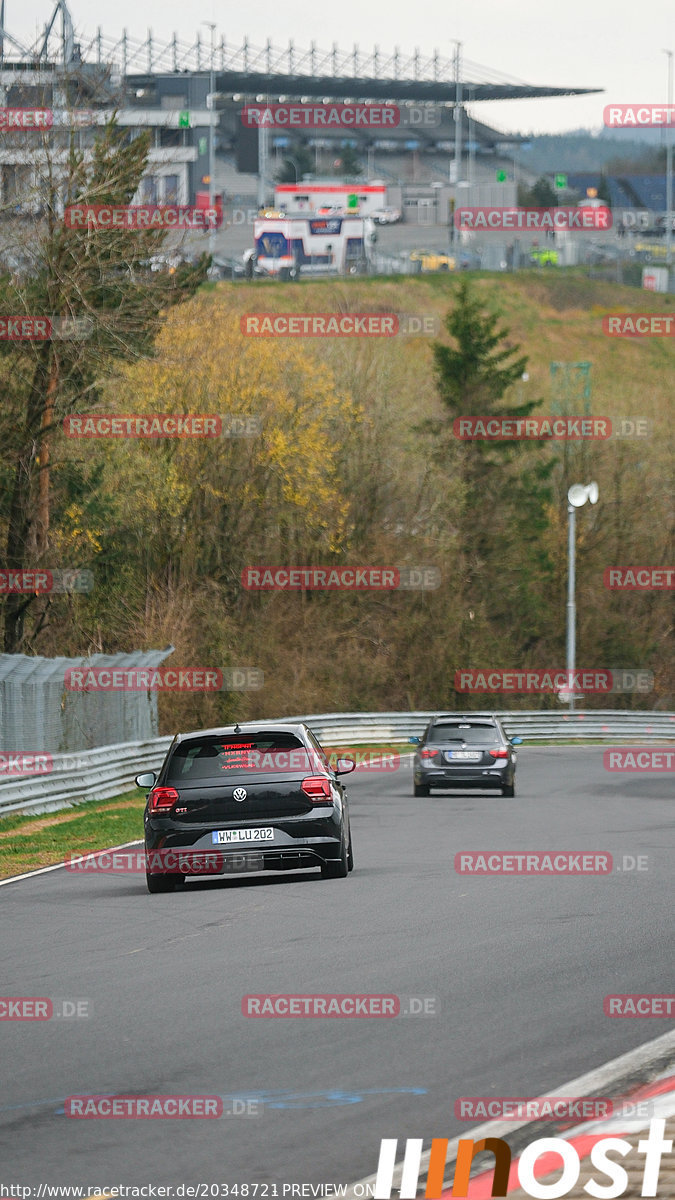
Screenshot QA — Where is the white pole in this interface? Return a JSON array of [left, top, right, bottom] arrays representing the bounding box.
[[453, 40, 462, 247], [566, 502, 576, 713], [208, 22, 216, 261], [664, 50, 673, 267]]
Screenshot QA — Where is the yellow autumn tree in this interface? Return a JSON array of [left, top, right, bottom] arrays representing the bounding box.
[[83, 291, 361, 580]]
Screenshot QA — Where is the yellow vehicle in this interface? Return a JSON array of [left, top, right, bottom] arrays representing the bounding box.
[[530, 248, 558, 266], [410, 249, 455, 271], [634, 241, 669, 260]]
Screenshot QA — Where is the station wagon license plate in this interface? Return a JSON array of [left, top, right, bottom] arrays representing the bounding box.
[[445, 751, 482, 761], [212, 828, 274, 844]]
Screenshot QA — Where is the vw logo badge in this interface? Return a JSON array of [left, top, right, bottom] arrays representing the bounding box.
[[233, 787, 247, 802]]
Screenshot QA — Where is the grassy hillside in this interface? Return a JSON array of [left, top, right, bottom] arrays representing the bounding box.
[[1, 268, 672, 720]]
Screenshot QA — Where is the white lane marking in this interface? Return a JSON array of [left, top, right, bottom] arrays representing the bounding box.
[[0, 840, 143, 887]]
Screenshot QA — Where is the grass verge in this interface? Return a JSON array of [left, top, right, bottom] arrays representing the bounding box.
[[0, 790, 146, 880]]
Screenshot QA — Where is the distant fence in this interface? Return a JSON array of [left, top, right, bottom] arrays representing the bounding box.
[[0, 710, 673, 819], [0, 648, 174, 754]]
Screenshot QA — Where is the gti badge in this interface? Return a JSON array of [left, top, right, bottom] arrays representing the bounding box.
[[233, 787, 247, 802]]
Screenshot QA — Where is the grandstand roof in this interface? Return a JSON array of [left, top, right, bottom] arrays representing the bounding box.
[[59, 31, 601, 104], [127, 68, 601, 105]]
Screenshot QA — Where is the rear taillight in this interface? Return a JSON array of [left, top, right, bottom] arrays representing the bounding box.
[[420, 747, 438, 759], [490, 748, 509, 759], [301, 776, 332, 802], [148, 786, 179, 812]]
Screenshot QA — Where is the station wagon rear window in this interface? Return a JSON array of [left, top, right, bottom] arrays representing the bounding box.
[[426, 722, 498, 743]]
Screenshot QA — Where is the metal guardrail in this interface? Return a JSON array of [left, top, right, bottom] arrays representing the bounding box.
[[284, 710, 675, 745], [0, 738, 173, 817], [1, 711, 673, 818]]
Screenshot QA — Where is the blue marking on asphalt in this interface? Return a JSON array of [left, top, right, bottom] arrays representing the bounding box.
[[219, 1087, 427, 1109], [0, 1086, 426, 1117], [52, 1087, 426, 1115]]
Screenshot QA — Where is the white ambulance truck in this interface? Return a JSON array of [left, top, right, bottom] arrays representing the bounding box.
[[252, 212, 377, 278]]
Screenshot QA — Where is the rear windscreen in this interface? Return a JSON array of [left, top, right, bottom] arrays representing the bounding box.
[[427, 723, 498, 744], [166, 732, 320, 781]]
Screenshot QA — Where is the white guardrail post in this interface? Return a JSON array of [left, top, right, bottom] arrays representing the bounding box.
[[0, 713, 673, 817]]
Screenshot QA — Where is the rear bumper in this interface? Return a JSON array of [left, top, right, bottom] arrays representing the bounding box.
[[415, 765, 514, 789], [144, 811, 345, 876], [145, 846, 339, 877]]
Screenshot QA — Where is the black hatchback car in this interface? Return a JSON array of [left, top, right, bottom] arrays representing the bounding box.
[[411, 713, 522, 797], [137, 722, 355, 892]]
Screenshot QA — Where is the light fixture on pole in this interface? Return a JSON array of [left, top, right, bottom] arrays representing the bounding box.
[[564, 482, 599, 712]]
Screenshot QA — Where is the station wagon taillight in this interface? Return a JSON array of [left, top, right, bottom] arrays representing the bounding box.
[[301, 776, 332, 802], [490, 748, 509, 759], [420, 747, 438, 759], [148, 786, 179, 812]]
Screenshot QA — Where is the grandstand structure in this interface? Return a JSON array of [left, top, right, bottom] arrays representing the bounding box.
[[0, 1, 604, 217]]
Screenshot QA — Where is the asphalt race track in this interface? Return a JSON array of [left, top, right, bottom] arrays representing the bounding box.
[[1, 746, 673, 1186]]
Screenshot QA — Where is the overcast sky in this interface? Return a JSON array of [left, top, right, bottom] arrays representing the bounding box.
[[12, 0, 675, 136]]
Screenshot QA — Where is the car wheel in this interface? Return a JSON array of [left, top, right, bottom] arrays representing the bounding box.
[[321, 832, 349, 878], [413, 781, 430, 797], [347, 836, 354, 872], [146, 871, 180, 893], [501, 781, 515, 797]]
